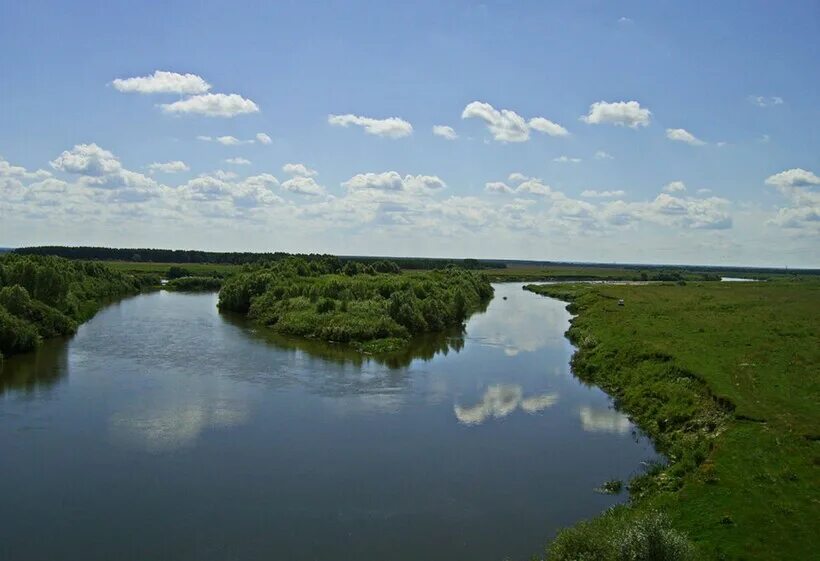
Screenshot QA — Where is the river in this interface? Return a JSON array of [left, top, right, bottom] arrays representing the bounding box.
[[0, 283, 657, 561]]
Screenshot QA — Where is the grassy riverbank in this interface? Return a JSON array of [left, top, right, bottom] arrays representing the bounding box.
[[525, 281, 819, 560], [0, 254, 140, 359], [218, 259, 493, 353]]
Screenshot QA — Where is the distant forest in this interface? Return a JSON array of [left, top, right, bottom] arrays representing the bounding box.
[[11, 246, 817, 276], [13, 246, 507, 270]]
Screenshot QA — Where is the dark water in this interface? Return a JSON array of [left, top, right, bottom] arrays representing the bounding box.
[[0, 283, 656, 561]]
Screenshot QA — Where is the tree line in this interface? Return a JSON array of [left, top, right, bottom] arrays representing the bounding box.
[[14, 246, 507, 270]]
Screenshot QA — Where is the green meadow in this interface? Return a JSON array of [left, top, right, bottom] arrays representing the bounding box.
[[526, 280, 820, 560]]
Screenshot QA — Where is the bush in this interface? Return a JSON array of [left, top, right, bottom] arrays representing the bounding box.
[[167, 266, 192, 279], [165, 276, 222, 291], [0, 305, 41, 355], [219, 259, 493, 352], [547, 510, 694, 561]]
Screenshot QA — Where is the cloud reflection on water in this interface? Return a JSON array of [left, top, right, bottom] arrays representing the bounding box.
[[466, 285, 570, 357], [454, 384, 558, 425], [109, 397, 249, 453], [579, 405, 632, 434]]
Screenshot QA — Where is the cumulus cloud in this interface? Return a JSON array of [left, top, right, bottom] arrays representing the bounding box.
[[487, 175, 553, 197], [342, 172, 446, 193], [179, 173, 282, 209], [281, 176, 325, 196], [594, 150, 614, 160], [51, 143, 122, 176], [461, 101, 568, 142], [581, 189, 625, 198], [748, 95, 784, 107], [528, 117, 569, 137], [256, 132, 272, 144], [111, 71, 211, 95], [666, 128, 705, 146], [507, 173, 529, 182], [198, 135, 255, 145], [225, 157, 251, 165], [328, 114, 413, 138], [161, 93, 259, 117], [765, 168, 820, 191], [580, 100, 651, 128], [554, 155, 582, 163], [283, 163, 318, 177], [764, 168, 820, 232], [485, 181, 515, 194], [432, 125, 458, 140], [148, 161, 189, 174], [663, 181, 687, 193]]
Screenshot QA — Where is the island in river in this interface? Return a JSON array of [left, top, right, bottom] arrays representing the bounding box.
[[217, 258, 494, 353]]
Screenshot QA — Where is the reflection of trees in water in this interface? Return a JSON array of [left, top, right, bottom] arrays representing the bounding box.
[[220, 311, 466, 370], [0, 338, 69, 395]]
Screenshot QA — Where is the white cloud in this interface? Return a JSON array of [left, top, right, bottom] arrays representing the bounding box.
[[758, 134, 771, 144], [282, 163, 318, 177], [663, 181, 687, 193], [554, 155, 582, 163], [256, 132, 272, 144], [697, 188, 712, 194], [666, 128, 705, 146], [765, 168, 820, 190], [281, 176, 325, 196], [528, 117, 569, 137], [485, 181, 515, 194], [328, 114, 413, 138], [148, 161, 189, 174], [581, 100, 651, 128], [581, 189, 625, 198], [508, 172, 531, 183], [432, 125, 458, 140], [353, 173, 432, 192], [198, 135, 254, 145], [51, 143, 122, 176], [515, 179, 552, 196], [461, 101, 568, 142], [161, 93, 260, 117], [225, 158, 251, 165], [748, 95, 784, 107], [764, 169, 820, 233], [594, 150, 614, 160], [618, 16, 633, 24], [111, 71, 211, 95]]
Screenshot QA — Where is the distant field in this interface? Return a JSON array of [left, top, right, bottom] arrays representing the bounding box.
[[527, 280, 820, 560], [104, 261, 240, 278]]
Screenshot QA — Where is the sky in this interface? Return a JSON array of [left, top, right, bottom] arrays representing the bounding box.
[[1, 1, 818, 267]]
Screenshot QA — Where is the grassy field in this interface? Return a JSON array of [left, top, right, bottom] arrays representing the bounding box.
[[103, 260, 240, 277], [525, 280, 819, 560]]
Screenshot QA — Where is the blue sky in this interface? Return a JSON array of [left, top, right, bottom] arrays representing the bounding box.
[[1, 0, 818, 266]]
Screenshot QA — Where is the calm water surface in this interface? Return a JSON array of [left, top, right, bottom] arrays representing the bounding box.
[[0, 283, 657, 561]]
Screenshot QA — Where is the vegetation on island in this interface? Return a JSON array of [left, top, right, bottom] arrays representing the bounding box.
[[0, 254, 140, 359], [526, 281, 820, 561], [218, 257, 493, 353]]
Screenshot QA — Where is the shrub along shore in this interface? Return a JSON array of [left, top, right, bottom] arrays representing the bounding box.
[[0, 254, 141, 359], [526, 281, 819, 561], [218, 257, 493, 353]]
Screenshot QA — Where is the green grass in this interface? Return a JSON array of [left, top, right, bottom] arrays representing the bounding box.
[[103, 260, 240, 278], [526, 280, 820, 560]]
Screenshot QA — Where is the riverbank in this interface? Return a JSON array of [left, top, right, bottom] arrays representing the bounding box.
[[0, 254, 141, 359], [526, 281, 819, 560]]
